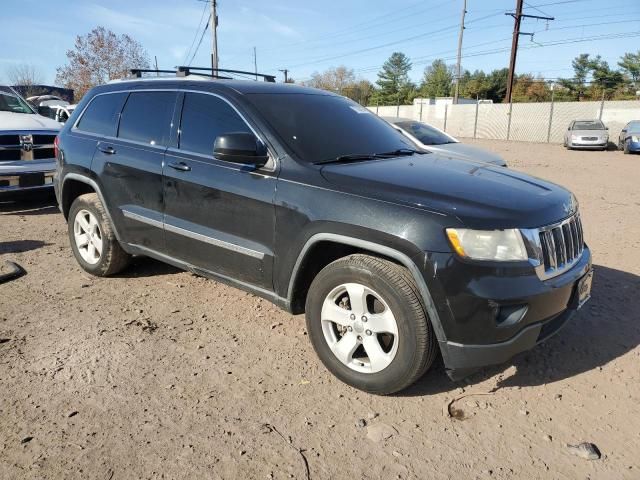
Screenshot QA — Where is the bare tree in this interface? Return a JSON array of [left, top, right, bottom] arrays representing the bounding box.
[[55, 26, 150, 100], [5, 64, 44, 96]]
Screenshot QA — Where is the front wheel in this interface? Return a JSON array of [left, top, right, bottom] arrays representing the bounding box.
[[624, 140, 630, 154], [305, 254, 437, 395], [68, 193, 130, 276]]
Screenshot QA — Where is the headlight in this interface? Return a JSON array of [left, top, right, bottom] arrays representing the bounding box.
[[632, 135, 639, 142], [446, 228, 528, 261], [571, 135, 578, 141], [603, 135, 609, 141]]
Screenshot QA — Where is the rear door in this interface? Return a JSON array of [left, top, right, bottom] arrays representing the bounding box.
[[162, 91, 277, 289], [91, 90, 178, 250]]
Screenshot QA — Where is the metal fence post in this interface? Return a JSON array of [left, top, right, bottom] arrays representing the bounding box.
[[599, 89, 605, 120], [396, 94, 400, 117], [473, 99, 479, 139], [376, 100, 379, 115], [443, 104, 448, 132], [419, 100, 423, 122], [546, 90, 555, 143], [506, 102, 513, 141]]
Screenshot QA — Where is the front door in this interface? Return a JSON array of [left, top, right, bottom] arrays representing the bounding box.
[[162, 91, 277, 289]]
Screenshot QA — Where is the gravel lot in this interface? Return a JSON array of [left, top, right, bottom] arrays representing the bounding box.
[[1, 140, 639, 479]]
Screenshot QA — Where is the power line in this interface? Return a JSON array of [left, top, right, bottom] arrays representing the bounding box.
[[183, 2, 209, 65], [188, 16, 210, 66]]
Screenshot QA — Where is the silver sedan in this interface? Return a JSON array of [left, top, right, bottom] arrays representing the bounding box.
[[563, 119, 609, 150]]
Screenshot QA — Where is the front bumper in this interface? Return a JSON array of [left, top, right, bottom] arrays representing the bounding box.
[[626, 140, 640, 152], [568, 141, 607, 149], [424, 246, 592, 380], [0, 159, 56, 193]]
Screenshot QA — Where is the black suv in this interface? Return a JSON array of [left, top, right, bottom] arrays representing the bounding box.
[[54, 76, 592, 394]]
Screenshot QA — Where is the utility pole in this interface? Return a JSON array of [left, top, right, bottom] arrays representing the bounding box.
[[211, 0, 219, 71], [505, 0, 553, 103], [453, 0, 467, 104], [279, 69, 289, 83], [253, 47, 257, 80]]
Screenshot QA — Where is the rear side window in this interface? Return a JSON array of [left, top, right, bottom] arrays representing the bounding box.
[[76, 93, 127, 137], [179, 93, 252, 156], [118, 91, 176, 146]]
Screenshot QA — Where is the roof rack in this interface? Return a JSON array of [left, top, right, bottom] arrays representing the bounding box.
[[130, 69, 178, 78], [176, 66, 276, 83]]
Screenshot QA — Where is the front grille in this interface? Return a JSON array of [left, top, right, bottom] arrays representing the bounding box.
[[581, 136, 598, 141], [538, 213, 584, 276], [32, 134, 56, 145], [0, 135, 20, 146], [33, 148, 55, 160]]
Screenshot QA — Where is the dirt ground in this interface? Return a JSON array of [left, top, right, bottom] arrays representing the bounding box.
[[1, 140, 639, 480]]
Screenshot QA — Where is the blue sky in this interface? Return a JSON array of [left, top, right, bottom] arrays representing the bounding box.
[[1, 0, 639, 86]]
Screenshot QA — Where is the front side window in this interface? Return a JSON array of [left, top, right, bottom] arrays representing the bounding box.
[[245, 93, 414, 164], [179, 93, 252, 156], [76, 93, 127, 137], [118, 91, 176, 146], [396, 121, 456, 145]]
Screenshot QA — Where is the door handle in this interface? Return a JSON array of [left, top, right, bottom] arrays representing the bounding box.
[[168, 161, 191, 172], [98, 144, 116, 155]]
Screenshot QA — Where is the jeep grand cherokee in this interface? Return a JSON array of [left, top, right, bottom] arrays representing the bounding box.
[[54, 76, 592, 394]]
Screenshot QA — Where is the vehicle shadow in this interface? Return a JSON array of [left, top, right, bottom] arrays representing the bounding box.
[[0, 190, 58, 216], [114, 256, 182, 278], [0, 240, 48, 254], [400, 263, 640, 396]]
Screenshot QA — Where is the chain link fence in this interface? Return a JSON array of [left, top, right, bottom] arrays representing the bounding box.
[[369, 100, 640, 144]]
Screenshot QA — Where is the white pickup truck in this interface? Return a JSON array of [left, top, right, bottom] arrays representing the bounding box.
[[0, 85, 61, 195]]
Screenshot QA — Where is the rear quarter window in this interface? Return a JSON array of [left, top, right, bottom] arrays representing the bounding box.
[[75, 93, 127, 137]]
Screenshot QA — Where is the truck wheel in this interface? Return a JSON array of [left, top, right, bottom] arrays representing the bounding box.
[[305, 254, 437, 394], [68, 193, 130, 276]]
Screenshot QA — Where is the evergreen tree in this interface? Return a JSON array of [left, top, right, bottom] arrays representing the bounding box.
[[419, 59, 453, 98], [371, 52, 414, 105]]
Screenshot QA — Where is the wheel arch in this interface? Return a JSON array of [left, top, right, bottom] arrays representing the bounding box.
[[286, 233, 448, 344], [61, 173, 122, 241]]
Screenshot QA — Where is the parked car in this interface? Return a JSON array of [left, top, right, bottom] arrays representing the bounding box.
[[54, 75, 592, 394], [383, 116, 507, 167], [52, 104, 77, 124], [27, 94, 70, 120], [618, 120, 640, 154], [564, 119, 609, 150], [0, 85, 61, 195]]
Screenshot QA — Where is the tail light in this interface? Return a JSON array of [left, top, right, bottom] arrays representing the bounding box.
[[54, 135, 60, 161]]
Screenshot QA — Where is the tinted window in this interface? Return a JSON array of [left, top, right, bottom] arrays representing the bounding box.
[[245, 93, 414, 164], [396, 121, 455, 145], [179, 93, 252, 156], [76, 93, 127, 136], [118, 91, 176, 145]]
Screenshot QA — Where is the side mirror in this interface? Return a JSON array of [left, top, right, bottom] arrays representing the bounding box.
[[621, 129, 627, 133], [38, 105, 52, 118], [213, 133, 268, 167]]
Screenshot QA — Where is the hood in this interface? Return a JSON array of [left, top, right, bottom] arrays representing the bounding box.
[[428, 142, 507, 166], [0, 111, 61, 130], [320, 153, 576, 229], [570, 129, 607, 137]]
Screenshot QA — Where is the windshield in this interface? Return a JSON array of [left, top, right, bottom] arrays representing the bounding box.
[[573, 120, 605, 130], [0, 89, 35, 114], [396, 121, 456, 145], [626, 121, 640, 133], [245, 93, 416, 163]]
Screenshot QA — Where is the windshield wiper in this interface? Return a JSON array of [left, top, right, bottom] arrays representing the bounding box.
[[375, 148, 423, 156], [316, 148, 424, 165]]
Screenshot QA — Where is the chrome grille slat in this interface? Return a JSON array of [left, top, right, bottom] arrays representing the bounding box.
[[533, 212, 584, 279]]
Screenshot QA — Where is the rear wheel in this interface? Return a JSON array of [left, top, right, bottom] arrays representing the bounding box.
[[68, 193, 130, 276], [305, 254, 437, 394]]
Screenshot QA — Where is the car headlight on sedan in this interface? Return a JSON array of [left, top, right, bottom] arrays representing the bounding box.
[[571, 135, 579, 141], [446, 228, 528, 261], [632, 135, 639, 142]]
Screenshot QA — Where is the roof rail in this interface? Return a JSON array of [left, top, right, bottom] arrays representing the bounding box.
[[176, 66, 276, 83], [130, 68, 177, 78]]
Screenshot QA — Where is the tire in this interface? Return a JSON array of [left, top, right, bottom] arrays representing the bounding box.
[[624, 140, 630, 154], [68, 193, 130, 276], [305, 254, 437, 395]]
